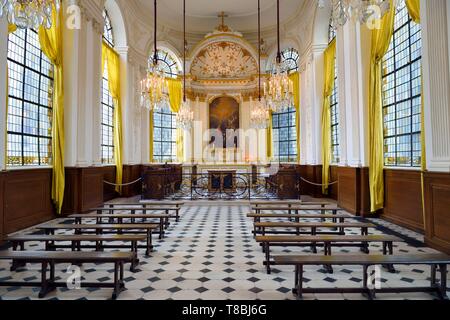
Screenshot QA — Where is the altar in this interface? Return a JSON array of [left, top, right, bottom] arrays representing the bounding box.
[[208, 169, 237, 191]]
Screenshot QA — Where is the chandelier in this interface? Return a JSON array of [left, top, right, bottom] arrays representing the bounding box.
[[250, 0, 269, 129], [140, 0, 169, 111], [175, 0, 194, 130], [0, 0, 60, 29], [263, 0, 294, 114], [318, 0, 390, 29]]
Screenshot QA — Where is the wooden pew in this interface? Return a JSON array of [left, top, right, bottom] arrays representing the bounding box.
[[251, 206, 342, 215], [0, 250, 135, 299], [255, 234, 403, 273], [37, 224, 158, 256], [251, 201, 332, 208], [254, 222, 376, 236], [69, 213, 174, 239], [91, 206, 181, 224], [6, 234, 146, 271], [274, 254, 450, 300]]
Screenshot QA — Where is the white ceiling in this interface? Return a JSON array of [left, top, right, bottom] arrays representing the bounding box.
[[135, 0, 305, 34]]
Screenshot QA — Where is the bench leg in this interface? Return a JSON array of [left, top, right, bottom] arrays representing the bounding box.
[[11, 241, 26, 271], [294, 265, 304, 300], [38, 261, 55, 298], [146, 230, 153, 256], [438, 264, 448, 300], [130, 242, 139, 272], [264, 242, 271, 274], [362, 265, 375, 300], [112, 262, 120, 300], [383, 242, 396, 273], [159, 218, 164, 240], [323, 242, 333, 274]]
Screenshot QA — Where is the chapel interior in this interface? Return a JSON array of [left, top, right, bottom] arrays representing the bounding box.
[[0, 0, 449, 301]]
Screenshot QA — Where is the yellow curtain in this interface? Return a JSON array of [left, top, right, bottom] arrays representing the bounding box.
[[368, 0, 395, 212], [38, 3, 65, 214], [102, 42, 123, 194], [8, 24, 17, 33], [149, 110, 154, 163], [406, 0, 420, 23], [167, 78, 184, 162], [289, 72, 301, 163], [321, 39, 336, 195], [266, 111, 273, 160]]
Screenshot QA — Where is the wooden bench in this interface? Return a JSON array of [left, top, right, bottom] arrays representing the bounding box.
[[0, 250, 135, 299], [251, 206, 342, 215], [69, 213, 174, 239], [247, 213, 351, 233], [37, 224, 158, 255], [92, 206, 181, 224], [274, 254, 450, 300], [255, 235, 403, 274], [251, 201, 332, 208], [6, 234, 146, 271], [254, 222, 376, 237]]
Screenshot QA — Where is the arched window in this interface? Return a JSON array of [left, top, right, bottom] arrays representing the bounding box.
[[149, 49, 180, 78], [329, 21, 340, 164], [271, 48, 299, 162], [150, 49, 179, 162], [382, 0, 422, 167], [6, 28, 54, 167], [101, 10, 115, 164]]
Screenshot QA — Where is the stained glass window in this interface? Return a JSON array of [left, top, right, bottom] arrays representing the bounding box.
[[7, 28, 54, 167], [382, 0, 422, 167]]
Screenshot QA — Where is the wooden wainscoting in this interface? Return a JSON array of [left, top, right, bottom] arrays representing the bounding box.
[[102, 166, 117, 202], [298, 165, 323, 198], [62, 167, 105, 214], [122, 165, 143, 198], [1, 169, 55, 236], [383, 169, 424, 232], [423, 172, 450, 254], [328, 166, 338, 201], [336, 167, 370, 216]]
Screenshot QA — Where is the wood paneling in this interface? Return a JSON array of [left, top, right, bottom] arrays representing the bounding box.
[[102, 166, 116, 202], [122, 165, 142, 197], [2, 169, 54, 234], [424, 172, 450, 254], [0, 172, 5, 244], [298, 165, 323, 198], [336, 167, 370, 216], [329, 166, 338, 200], [383, 169, 424, 232]]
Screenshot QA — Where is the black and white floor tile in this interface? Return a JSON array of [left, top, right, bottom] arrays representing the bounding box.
[[0, 199, 448, 300]]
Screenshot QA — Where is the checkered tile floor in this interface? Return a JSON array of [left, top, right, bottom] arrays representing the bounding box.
[[0, 199, 448, 300]]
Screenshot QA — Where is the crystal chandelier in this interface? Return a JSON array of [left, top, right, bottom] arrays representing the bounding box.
[[263, 0, 294, 113], [175, 0, 194, 130], [0, 0, 60, 29], [250, 0, 269, 129], [318, 0, 390, 29], [140, 0, 169, 111]]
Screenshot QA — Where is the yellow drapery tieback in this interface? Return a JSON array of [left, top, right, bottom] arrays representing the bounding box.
[[406, 0, 420, 23], [266, 111, 273, 160], [289, 72, 301, 163], [149, 110, 154, 163], [102, 41, 123, 194], [368, 0, 395, 212], [167, 78, 184, 163], [38, 2, 65, 214], [321, 39, 336, 195]]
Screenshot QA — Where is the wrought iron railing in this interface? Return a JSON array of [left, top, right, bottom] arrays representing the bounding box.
[[141, 172, 301, 201]]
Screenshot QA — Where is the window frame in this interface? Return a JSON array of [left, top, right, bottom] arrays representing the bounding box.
[[329, 22, 340, 164], [153, 106, 177, 163], [6, 28, 54, 167], [101, 10, 116, 165], [382, 1, 422, 168]]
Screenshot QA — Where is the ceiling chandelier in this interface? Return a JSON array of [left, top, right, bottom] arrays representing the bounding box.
[[176, 0, 194, 130], [263, 0, 294, 113], [140, 0, 169, 111], [0, 0, 60, 29], [250, 0, 269, 129], [318, 0, 390, 29]]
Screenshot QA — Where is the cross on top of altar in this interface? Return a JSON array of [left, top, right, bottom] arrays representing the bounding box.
[[217, 11, 231, 32]]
